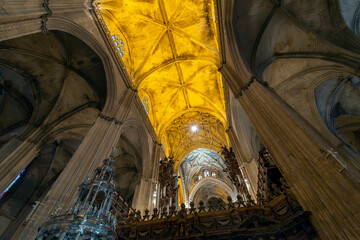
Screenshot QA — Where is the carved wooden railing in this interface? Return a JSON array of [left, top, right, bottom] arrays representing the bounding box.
[[116, 192, 316, 240]]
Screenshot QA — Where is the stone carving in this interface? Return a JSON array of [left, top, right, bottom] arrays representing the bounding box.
[[98, 112, 122, 125]]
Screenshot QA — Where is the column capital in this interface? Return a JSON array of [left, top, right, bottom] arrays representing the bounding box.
[[98, 112, 123, 125]]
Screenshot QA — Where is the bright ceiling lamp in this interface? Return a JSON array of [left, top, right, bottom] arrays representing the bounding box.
[[190, 125, 198, 133]]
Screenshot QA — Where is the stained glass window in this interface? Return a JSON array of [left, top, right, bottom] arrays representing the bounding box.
[[211, 172, 216, 177], [204, 170, 209, 177], [198, 175, 202, 181], [0, 169, 25, 199], [142, 96, 149, 115], [112, 34, 125, 58]]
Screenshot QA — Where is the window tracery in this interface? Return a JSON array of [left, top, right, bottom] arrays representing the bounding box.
[[111, 34, 125, 58], [211, 172, 216, 177], [142, 96, 149, 115], [204, 170, 209, 177]]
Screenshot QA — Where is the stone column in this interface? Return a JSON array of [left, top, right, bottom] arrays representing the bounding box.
[[12, 90, 137, 240], [226, 126, 257, 199], [222, 66, 360, 239], [11, 116, 123, 240], [150, 143, 162, 211], [242, 160, 258, 198], [0, 126, 46, 193], [0, 124, 37, 163], [150, 142, 162, 181], [132, 178, 157, 213], [0, 0, 87, 24], [132, 142, 162, 213], [0, 0, 47, 24]]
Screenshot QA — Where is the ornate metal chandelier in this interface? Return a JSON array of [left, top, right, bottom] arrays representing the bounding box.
[[35, 155, 118, 240]]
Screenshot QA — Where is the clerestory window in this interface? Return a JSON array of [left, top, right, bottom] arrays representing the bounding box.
[[142, 96, 150, 115], [112, 34, 125, 58]]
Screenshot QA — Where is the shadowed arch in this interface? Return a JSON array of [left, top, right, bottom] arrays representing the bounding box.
[[189, 177, 237, 205]]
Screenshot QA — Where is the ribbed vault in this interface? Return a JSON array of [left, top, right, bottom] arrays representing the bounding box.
[[0, 30, 106, 149], [165, 112, 228, 167], [179, 148, 236, 205], [97, 0, 228, 163]]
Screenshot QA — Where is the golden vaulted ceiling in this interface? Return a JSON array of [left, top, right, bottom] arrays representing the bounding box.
[[96, 0, 228, 164]]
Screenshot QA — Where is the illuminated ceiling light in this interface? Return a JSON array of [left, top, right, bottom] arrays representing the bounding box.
[[191, 125, 198, 133]]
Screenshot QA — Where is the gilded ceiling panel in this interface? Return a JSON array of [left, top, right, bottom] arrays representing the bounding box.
[[96, 0, 227, 160]]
